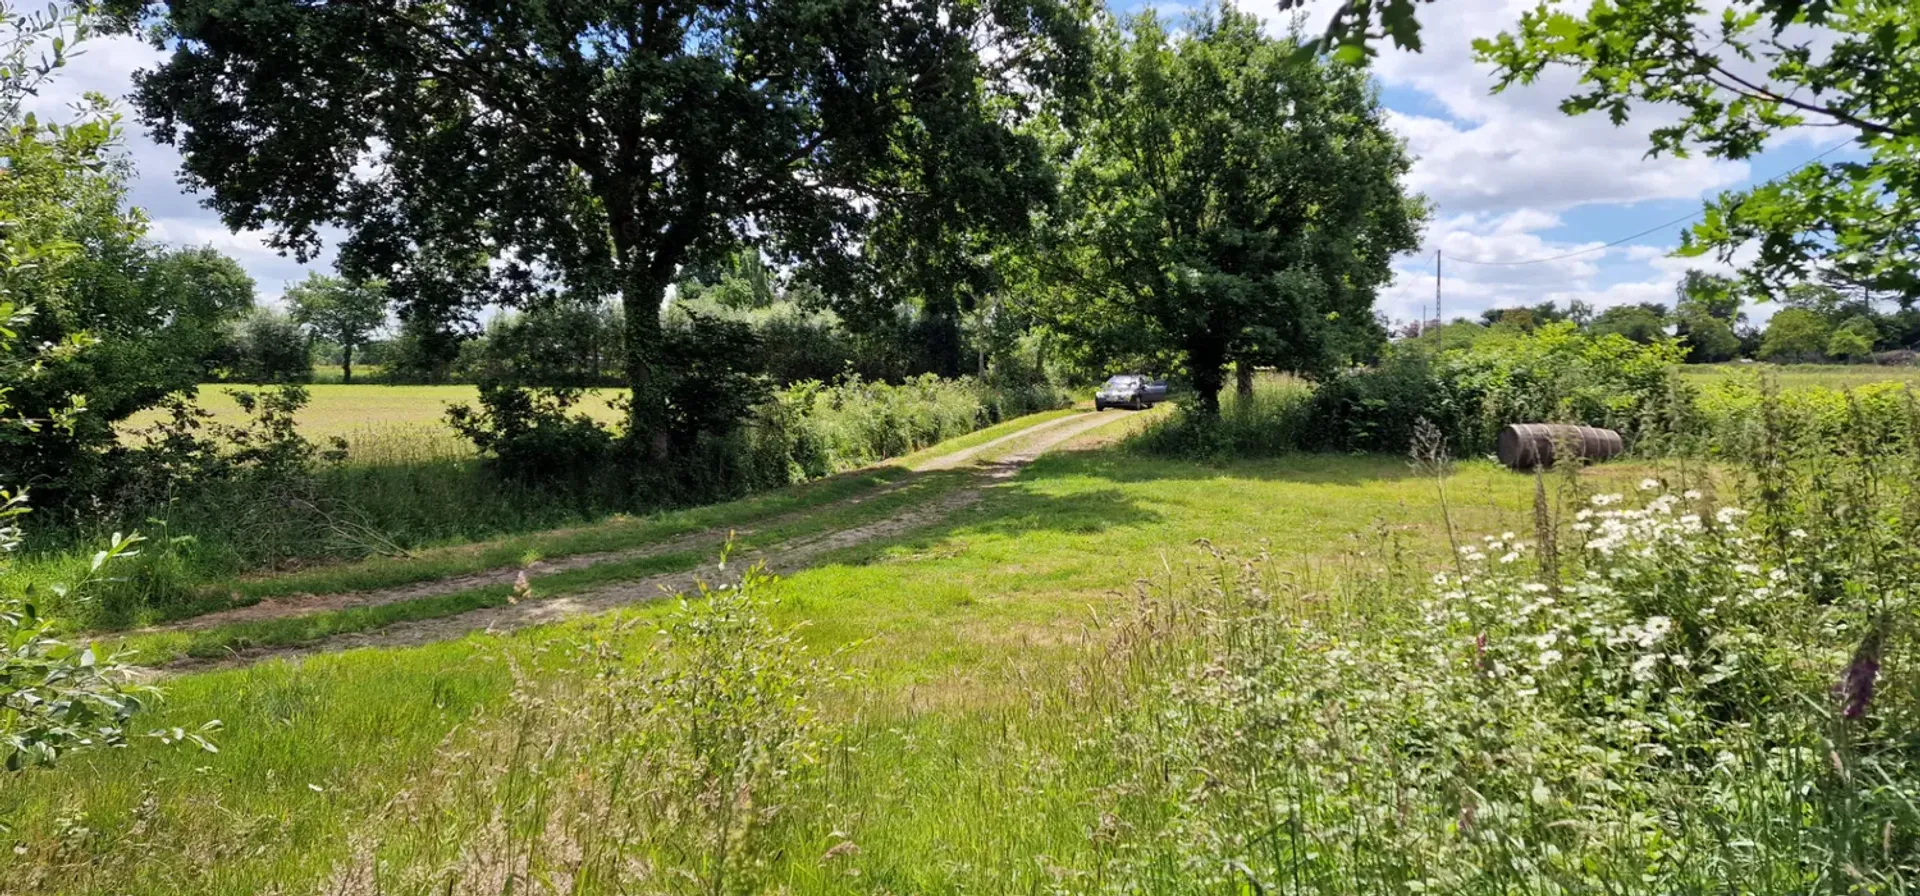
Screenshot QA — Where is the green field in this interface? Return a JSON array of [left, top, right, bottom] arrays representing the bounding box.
[[1679, 361, 1920, 390], [4, 406, 1691, 892], [122, 383, 629, 446]]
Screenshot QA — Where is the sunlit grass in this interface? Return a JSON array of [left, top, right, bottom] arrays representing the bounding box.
[[1679, 361, 1920, 391], [120, 383, 627, 445], [1, 445, 1676, 894]]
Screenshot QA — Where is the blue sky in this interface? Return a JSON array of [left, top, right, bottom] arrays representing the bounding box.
[[57, 0, 1831, 324]]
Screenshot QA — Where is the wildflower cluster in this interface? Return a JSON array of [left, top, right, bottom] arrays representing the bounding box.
[[1090, 484, 1919, 892]]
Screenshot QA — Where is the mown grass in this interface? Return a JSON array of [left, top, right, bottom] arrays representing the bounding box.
[[1679, 360, 1920, 390], [74, 408, 1079, 632], [2, 441, 1677, 893], [104, 467, 978, 665]]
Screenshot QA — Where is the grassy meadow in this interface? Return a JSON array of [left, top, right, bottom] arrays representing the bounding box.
[[5, 414, 1695, 893]]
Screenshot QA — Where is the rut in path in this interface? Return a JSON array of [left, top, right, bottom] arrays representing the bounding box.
[[140, 411, 1098, 635], [158, 409, 1134, 671]]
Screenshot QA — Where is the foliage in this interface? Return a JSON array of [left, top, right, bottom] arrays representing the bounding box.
[[462, 298, 624, 387], [116, 0, 1089, 471], [1025, 5, 1425, 414], [1, 518, 156, 771], [446, 386, 620, 495], [1150, 323, 1689, 458], [0, 0, 187, 777], [283, 274, 386, 384], [1759, 307, 1833, 362], [215, 306, 311, 383], [1086, 467, 1919, 890], [1677, 310, 1741, 362], [0, 57, 253, 504], [1587, 302, 1668, 344], [1476, 0, 1920, 300], [1828, 314, 1879, 361], [1675, 268, 1744, 325]]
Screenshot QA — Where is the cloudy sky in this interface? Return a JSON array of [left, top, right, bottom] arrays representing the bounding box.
[[46, 0, 1833, 323]]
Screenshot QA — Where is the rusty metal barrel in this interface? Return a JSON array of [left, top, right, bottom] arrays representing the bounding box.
[[1496, 423, 1624, 471]]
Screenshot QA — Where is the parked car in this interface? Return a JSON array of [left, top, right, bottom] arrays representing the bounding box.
[[1094, 374, 1168, 410]]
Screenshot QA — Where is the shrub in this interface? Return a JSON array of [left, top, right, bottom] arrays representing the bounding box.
[[1134, 375, 1314, 457], [1143, 324, 1689, 459], [1083, 450, 1920, 890], [446, 385, 620, 494], [215, 307, 312, 384]]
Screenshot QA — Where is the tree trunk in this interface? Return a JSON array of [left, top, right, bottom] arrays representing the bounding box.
[[1187, 334, 1228, 417], [621, 270, 671, 466], [1235, 361, 1254, 398], [342, 344, 354, 384]]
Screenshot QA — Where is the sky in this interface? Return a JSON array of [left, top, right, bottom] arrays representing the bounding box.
[[41, 0, 1834, 324]]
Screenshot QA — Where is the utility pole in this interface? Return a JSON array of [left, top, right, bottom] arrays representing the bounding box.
[[1434, 249, 1443, 348]]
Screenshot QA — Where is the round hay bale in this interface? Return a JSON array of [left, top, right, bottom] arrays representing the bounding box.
[[1496, 423, 1624, 471]]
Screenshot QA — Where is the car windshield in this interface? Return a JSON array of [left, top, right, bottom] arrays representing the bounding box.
[[1104, 376, 1140, 388]]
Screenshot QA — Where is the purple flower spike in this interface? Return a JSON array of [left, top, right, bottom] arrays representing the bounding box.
[[1838, 624, 1886, 721]]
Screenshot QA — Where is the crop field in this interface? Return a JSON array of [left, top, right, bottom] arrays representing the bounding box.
[[1678, 361, 1920, 391], [121, 383, 628, 446], [6, 407, 1700, 893]]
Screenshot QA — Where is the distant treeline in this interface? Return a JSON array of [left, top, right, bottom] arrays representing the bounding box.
[[1398, 269, 1920, 366]]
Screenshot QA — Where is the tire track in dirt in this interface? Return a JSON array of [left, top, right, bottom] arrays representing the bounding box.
[[135, 412, 1093, 634], [156, 409, 1132, 671]]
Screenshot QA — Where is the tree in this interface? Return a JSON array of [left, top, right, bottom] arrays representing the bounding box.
[[114, 0, 1088, 473], [1677, 312, 1741, 363], [1473, 0, 1920, 299], [1026, 6, 1425, 414], [284, 274, 387, 383], [0, 49, 252, 499], [1759, 308, 1832, 362], [1589, 304, 1669, 345], [1675, 270, 1743, 325], [1674, 270, 1744, 361], [1827, 315, 1879, 362], [221, 306, 312, 383], [1566, 299, 1595, 327]]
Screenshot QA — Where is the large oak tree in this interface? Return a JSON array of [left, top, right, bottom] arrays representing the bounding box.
[[1026, 5, 1424, 413], [112, 0, 1087, 466]]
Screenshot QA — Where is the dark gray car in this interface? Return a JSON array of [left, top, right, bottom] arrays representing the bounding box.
[[1094, 374, 1168, 410]]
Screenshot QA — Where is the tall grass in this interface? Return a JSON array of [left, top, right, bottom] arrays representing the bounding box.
[[309, 390, 1920, 892], [1130, 373, 1314, 456], [23, 375, 1064, 627]]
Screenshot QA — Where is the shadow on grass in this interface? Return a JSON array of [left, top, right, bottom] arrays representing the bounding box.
[[1026, 443, 1435, 486]]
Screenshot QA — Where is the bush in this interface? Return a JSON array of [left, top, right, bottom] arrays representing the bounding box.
[[446, 385, 620, 494], [1142, 324, 1690, 459], [1087, 471, 1920, 890], [215, 307, 312, 384]]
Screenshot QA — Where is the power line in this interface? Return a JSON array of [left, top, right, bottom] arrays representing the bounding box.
[[1443, 139, 1853, 267]]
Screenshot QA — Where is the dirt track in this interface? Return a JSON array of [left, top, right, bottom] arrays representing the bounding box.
[[158, 409, 1135, 671]]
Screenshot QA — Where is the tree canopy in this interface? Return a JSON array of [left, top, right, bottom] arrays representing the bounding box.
[[1471, 0, 1920, 298], [1022, 6, 1425, 413], [285, 273, 387, 383], [2, 45, 255, 497], [114, 0, 1091, 473]]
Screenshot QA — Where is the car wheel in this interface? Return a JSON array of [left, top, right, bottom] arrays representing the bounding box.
[[1095, 401, 1105, 411]]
